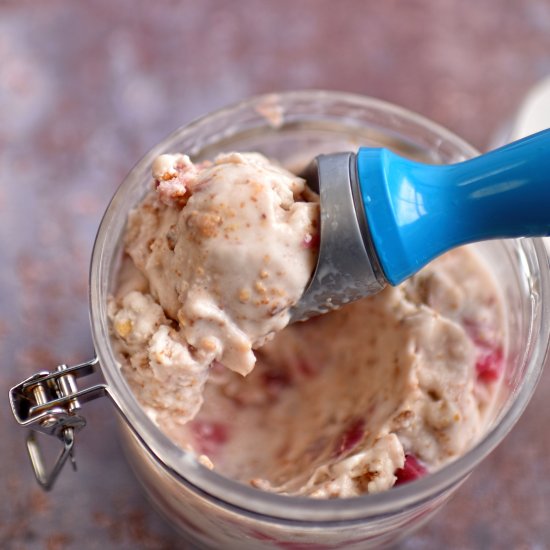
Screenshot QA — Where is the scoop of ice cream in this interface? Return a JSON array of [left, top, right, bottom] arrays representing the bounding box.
[[127, 151, 318, 374], [110, 152, 319, 424]]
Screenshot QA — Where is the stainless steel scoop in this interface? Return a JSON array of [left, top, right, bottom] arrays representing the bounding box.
[[290, 153, 386, 322]]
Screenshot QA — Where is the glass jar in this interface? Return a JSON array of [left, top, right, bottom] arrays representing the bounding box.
[[15, 91, 550, 549]]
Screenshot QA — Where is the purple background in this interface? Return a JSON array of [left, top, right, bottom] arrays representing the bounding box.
[[2, 1, 550, 548]]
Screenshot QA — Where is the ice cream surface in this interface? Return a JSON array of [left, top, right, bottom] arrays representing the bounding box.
[[195, 248, 504, 497], [109, 151, 504, 497]]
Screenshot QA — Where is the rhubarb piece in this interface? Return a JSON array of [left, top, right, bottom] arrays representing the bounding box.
[[395, 454, 427, 485], [333, 418, 365, 457], [475, 345, 504, 383]]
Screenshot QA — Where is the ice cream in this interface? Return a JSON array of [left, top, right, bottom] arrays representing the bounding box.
[[109, 151, 504, 497], [109, 151, 319, 426], [193, 247, 504, 497]]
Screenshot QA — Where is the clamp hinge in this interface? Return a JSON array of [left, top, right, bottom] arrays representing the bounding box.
[[9, 357, 107, 490]]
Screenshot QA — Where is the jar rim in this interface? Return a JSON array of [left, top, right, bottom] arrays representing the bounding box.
[[89, 90, 550, 523]]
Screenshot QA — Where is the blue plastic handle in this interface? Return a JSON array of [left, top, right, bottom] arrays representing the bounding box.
[[357, 129, 550, 285]]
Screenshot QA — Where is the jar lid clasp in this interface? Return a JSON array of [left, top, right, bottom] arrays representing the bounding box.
[[9, 358, 107, 490]]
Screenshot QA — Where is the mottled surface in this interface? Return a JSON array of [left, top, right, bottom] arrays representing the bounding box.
[[2, 1, 550, 548]]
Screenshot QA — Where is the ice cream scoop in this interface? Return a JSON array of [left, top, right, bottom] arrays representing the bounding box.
[[291, 128, 550, 321]]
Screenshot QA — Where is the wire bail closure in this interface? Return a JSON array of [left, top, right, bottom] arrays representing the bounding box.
[[9, 358, 108, 490]]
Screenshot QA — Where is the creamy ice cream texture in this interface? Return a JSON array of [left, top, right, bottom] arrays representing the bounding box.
[[110, 152, 319, 425], [109, 151, 504, 497]]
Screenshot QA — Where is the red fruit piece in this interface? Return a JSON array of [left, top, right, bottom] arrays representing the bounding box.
[[475, 345, 503, 383], [462, 318, 504, 383], [190, 420, 229, 455], [302, 232, 320, 249], [333, 418, 365, 457], [395, 454, 427, 485]]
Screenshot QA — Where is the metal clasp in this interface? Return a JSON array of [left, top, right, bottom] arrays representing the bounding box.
[[9, 358, 107, 490]]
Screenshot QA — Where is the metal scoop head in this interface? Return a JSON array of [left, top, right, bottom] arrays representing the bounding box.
[[290, 152, 387, 322]]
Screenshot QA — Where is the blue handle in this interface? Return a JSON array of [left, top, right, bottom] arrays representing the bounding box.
[[357, 129, 550, 285]]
